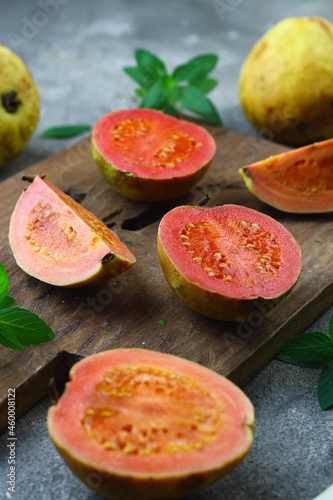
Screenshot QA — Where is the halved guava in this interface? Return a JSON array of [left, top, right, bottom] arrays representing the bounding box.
[[9, 176, 135, 287], [91, 109, 216, 202], [157, 204, 302, 321], [47, 348, 254, 500], [239, 138, 333, 213]]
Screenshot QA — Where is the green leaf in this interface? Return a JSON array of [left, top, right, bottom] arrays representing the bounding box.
[[158, 319, 166, 326], [172, 54, 218, 83], [140, 83, 168, 110], [135, 49, 167, 82], [278, 332, 333, 361], [40, 125, 91, 139], [0, 307, 55, 350], [318, 360, 333, 410], [135, 88, 148, 98], [163, 104, 178, 116], [276, 353, 330, 369], [0, 296, 15, 309], [0, 330, 23, 351], [123, 66, 154, 90], [0, 263, 9, 308], [329, 314, 333, 340], [123, 49, 222, 123], [190, 78, 218, 94], [179, 86, 222, 125]]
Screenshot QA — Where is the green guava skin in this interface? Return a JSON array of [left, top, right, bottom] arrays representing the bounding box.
[[92, 140, 212, 202]]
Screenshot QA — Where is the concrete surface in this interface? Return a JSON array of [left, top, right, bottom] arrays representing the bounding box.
[[1, 1, 333, 499]]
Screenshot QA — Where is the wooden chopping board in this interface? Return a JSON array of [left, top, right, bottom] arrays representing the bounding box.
[[1, 125, 333, 433]]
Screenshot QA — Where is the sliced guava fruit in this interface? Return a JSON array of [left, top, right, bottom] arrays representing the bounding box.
[[47, 348, 254, 500], [239, 138, 333, 213], [9, 176, 135, 287], [91, 108, 216, 202], [157, 204, 302, 321]]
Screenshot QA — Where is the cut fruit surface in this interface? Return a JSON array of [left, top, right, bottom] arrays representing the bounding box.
[[157, 204, 302, 321], [92, 109, 216, 201], [9, 176, 135, 287], [47, 348, 254, 500], [239, 139, 333, 213]]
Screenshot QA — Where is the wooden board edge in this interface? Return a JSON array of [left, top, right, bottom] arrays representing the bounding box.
[[228, 280, 333, 387], [0, 351, 82, 434], [2, 281, 333, 434]]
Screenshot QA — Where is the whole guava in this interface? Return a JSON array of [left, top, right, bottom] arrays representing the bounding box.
[[239, 17, 333, 146], [0, 45, 40, 167]]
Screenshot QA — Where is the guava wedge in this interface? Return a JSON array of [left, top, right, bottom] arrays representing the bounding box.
[[157, 204, 302, 322], [0, 45, 40, 167], [9, 176, 135, 287], [47, 348, 254, 500], [239, 139, 333, 213], [91, 108, 216, 202]]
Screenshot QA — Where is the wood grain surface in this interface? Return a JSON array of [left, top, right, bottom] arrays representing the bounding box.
[[1, 125, 333, 433]]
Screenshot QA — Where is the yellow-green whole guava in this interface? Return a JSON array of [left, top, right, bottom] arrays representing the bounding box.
[[0, 45, 40, 167], [239, 17, 333, 146]]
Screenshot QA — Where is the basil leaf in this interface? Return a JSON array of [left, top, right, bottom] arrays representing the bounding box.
[[276, 353, 330, 369], [190, 78, 218, 94], [135, 49, 167, 82], [40, 125, 91, 139], [172, 54, 218, 83], [123, 66, 154, 90], [0, 307, 55, 347], [329, 314, 333, 340], [318, 360, 333, 410], [158, 319, 166, 326], [0, 263, 9, 308], [0, 296, 15, 309], [278, 332, 333, 361], [140, 83, 168, 110], [179, 86, 222, 125]]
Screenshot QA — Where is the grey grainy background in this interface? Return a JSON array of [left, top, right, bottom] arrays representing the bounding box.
[[1, 1, 333, 499]]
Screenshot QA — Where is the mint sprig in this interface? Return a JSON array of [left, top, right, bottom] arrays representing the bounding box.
[[124, 49, 222, 125], [276, 316, 333, 410], [0, 263, 55, 351]]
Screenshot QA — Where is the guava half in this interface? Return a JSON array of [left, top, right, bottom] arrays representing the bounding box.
[[9, 176, 135, 287], [157, 204, 302, 322], [47, 348, 254, 500], [0, 45, 40, 167], [91, 108, 216, 202], [239, 138, 333, 213]]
